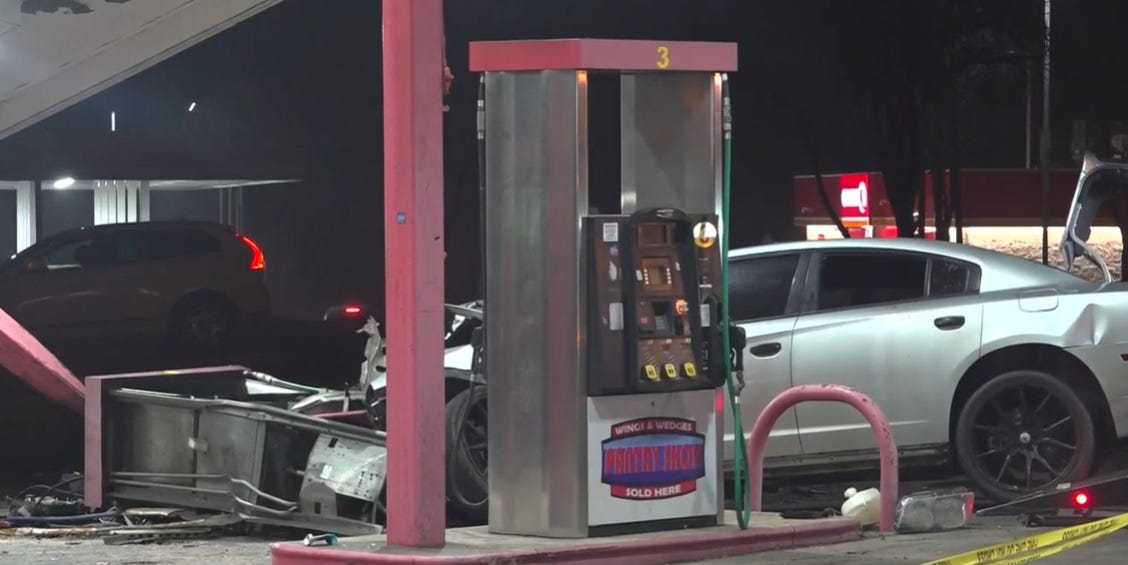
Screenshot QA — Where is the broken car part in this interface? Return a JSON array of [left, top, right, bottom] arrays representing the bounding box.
[[1061, 151, 1128, 282], [893, 488, 975, 533]]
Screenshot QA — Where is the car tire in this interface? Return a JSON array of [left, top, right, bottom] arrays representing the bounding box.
[[445, 384, 488, 524], [955, 369, 1095, 503], [170, 295, 234, 351]]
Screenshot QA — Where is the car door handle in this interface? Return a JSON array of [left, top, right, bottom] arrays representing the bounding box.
[[749, 342, 782, 358], [934, 316, 965, 330]]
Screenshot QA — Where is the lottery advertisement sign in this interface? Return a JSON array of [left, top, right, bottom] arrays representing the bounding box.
[[600, 417, 706, 500]]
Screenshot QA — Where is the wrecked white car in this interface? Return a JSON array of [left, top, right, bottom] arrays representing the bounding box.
[[316, 301, 487, 523]]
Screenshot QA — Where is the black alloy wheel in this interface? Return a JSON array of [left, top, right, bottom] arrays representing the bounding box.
[[445, 385, 488, 523], [955, 369, 1095, 503]]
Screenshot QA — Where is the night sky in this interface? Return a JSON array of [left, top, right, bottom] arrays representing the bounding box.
[[1, 0, 1126, 319]]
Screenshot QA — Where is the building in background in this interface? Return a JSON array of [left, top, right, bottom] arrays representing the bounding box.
[[793, 168, 1123, 281]]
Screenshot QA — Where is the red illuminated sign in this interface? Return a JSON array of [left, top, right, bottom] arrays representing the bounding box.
[[839, 173, 870, 226], [794, 169, 1089, 227]]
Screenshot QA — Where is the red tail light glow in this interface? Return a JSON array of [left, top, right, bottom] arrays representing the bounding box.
[[240, 235, 266, 271], [1073, 491, 1090, 509], [344, 305, 363, 316]]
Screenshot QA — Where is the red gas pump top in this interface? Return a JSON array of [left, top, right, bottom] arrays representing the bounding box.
[[469, 39, 738, 73]]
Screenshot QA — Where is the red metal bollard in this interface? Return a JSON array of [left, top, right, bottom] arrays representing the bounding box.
[[746, 384, 899, 533]]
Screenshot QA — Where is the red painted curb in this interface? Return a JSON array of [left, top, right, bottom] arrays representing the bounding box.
[[270, 519, 859, 565]]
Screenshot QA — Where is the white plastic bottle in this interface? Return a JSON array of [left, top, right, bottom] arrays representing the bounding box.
[[841, 487, 881, 527]]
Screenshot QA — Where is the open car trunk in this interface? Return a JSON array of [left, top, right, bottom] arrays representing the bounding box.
[[1061, 152, 1128, 283]]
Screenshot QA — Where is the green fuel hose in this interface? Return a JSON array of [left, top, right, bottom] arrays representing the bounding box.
[[720, 73, 751, 529]]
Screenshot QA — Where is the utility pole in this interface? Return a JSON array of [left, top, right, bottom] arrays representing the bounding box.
[[1025, 54, 1032, 169], [1040, 0, 1051, 265]]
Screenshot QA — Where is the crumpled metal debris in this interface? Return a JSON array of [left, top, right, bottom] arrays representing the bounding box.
[[8, 511, 242, 543], [358, 317, 387, 391]]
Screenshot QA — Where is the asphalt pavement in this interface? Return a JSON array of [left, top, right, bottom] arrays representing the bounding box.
[[704, 514, 1128, 564], [2, 514, 1126, 565]]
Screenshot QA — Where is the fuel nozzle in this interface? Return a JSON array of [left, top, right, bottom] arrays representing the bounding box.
[[728, 324, 747, 396]]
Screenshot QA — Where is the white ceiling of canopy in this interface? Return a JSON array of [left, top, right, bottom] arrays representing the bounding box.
[[0, 0, 282, 140]]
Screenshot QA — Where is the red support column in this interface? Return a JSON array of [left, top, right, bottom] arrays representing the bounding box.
[[382, 0, 446, 548]]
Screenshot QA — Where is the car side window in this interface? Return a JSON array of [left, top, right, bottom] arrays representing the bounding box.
[[929, 258, 972, 297], [729, 254, 800, 322], [112, 232, 157, 264], [816, 253, 927, 311], [40, 240, 88, 271], [42, 236, 115, 270]]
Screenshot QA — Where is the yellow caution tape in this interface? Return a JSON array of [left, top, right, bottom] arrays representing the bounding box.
[[921, 512, 1128, 565]]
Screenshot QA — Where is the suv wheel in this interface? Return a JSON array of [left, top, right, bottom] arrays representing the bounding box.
[[171, 296, 234, 350]]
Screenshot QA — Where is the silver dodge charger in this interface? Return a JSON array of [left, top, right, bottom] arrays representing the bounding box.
[[736, 154, 1128, 502], [355, 154, 1128, 510]]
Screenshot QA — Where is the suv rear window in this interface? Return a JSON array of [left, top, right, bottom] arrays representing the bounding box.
[[114, 229, 222, 264], [152, 230, 222, 259]]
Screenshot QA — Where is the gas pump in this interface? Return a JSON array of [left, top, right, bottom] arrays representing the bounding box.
[[472, 38, 738, 538], [582, 208, 726, 530]]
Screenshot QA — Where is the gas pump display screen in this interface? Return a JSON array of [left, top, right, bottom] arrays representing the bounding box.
[[636, 223, 670, 246], [641, 258, 673, 291]]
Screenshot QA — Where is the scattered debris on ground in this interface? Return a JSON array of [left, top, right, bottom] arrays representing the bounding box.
[[3, 479, 249, 545]]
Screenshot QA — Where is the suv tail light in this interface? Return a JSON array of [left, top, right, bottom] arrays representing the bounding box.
[[239, 234, 266, 271]]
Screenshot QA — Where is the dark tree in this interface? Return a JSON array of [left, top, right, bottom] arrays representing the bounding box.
[[765, 87, 851, 239], [825, 0, 1036, 240]]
